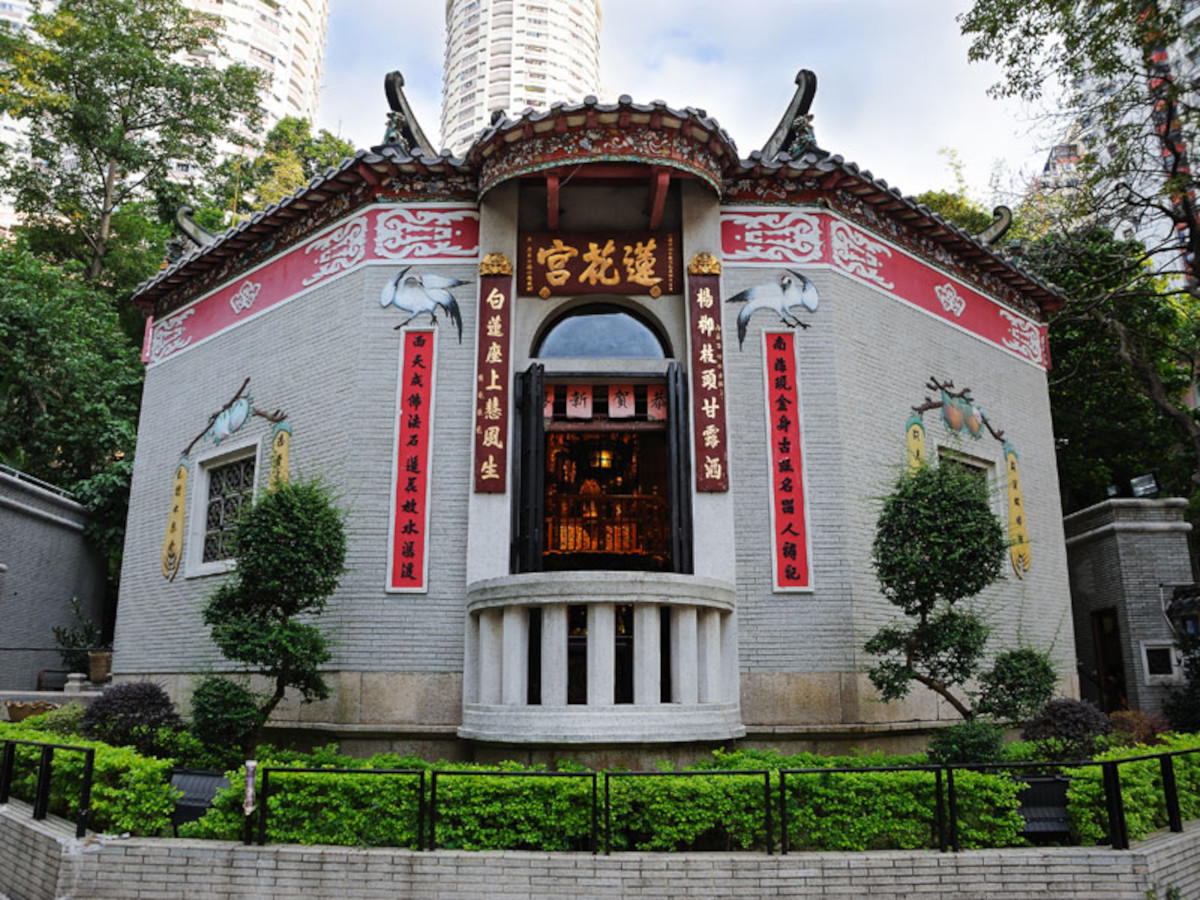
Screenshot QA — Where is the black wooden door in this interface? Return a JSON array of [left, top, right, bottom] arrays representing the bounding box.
[[511, 363, 545, 573], [667, 361, 694, 574]]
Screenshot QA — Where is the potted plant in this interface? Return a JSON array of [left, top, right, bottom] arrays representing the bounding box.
[[52, 597, 104, 675], [88, 646, 114, 683]]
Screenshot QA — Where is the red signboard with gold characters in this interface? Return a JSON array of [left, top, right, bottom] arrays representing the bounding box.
[[765, 331, 811, 591], [521, 232, 680, 298], [474, 254, 514, 492], [389, 329, 435, 592], [687, 253, 729, 492]]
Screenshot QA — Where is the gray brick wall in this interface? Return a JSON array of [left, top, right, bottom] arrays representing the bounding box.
[[723, 261, 1075, 680], [0, 472, 105, 690], [4, 800, 1200, 900], [116, 261, 476, 678], [1064, 498, 1193, 712]]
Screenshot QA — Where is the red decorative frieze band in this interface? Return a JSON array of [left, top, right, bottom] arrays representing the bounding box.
[[764, 332, 811, 591], [473, 268, 513, 492], [687, 268, 729, 492], [144, 204, 480, 366], [388, 329, 436, 592], [720, 208, 1050, 369]]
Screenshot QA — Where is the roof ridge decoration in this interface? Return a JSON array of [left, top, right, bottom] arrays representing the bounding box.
[[462, 95, 741, 197], [761, 70, 818, 162], [377, 71, 438, 156]]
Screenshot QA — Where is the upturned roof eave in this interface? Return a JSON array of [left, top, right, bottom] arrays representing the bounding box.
[[130, 144, 474, 311], [732, 146, 1067, 316]]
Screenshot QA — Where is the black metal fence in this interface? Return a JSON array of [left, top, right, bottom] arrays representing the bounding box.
[[429, 769, 598, 852], [603, 769, 772, 855], [2, 736, 1197, 854], [255, 766, 426, 849], [0, 737, 95, 838]]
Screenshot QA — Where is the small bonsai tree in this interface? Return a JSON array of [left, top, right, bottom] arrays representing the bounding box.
[[202, 479, 347, 745], [865, 462, 1054, 721], [52, 597, 107, 672]]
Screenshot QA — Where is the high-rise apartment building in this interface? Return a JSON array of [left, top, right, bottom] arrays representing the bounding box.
[[187, 0, 330, 133], [441, 0, 601, 156], [0, 0, 332, 195]]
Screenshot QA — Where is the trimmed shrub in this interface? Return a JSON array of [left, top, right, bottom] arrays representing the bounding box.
[[1108, 710, 1168, 748], [82, 681, 181, 755], [22, 701, 86, 738], [973, 648, 1057, 723], [190, 675, 261, 755], [927, 720, 1005, 766], [1022, 698, 1111, 760], [0, 722, 177, 834]]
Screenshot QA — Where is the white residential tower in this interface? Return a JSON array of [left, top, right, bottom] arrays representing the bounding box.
[[441, 0, 602, 156]]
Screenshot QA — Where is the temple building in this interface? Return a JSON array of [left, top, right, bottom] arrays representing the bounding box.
[[118, 72, 1076, 757]]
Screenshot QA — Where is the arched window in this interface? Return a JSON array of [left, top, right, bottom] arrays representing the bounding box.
[[534, 304, 669, 359]]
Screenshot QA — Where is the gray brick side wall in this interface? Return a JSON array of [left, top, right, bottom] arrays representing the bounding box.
[[1065, 498, 1193, 712], [4, 802, 1200, 900], [0, 473, 105, 691], [723, 262, 1075, 681], [116, 263, 476, 679]]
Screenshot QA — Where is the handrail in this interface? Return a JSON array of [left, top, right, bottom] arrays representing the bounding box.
[[9, 744, 1180, 864], [0, 737, 95, 838]]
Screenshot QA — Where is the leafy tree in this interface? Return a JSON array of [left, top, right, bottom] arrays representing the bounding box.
[[0, 245, 142, 580], [202, 480, 347, 738], [959, 1, 1198, 288], [216, 116, 356, 216], [960, 2, 1200, 495], [1017, 226, 1199, 509], [0, 0, 265, 290], [865, 462, 1054, 720]]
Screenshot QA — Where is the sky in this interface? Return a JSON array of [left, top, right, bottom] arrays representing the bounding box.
[[316, 0, 1059, 205]]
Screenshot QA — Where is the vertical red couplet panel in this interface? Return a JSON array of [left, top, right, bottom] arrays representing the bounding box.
[[688, 273, 729, 492], [390, 329, 435, 590], [765, 332, 810, 589], [474, 274, 513, 492]]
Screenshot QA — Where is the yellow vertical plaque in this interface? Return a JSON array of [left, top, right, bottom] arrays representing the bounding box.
[[269, 423, 292, 488], [1004, 442, 1031, 578], [905, 413, 926, 470], [161, 462, 188, 581]]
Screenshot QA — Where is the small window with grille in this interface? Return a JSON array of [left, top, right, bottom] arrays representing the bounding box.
[[187, 437, 261, 577], [202, 456, 256, 563]]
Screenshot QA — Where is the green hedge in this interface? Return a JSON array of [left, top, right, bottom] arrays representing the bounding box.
[[700, 748, 1023, 851], [0, 723, 177, 835], [1067, 733, 1200, 844], [184, 745, 1026, 851]]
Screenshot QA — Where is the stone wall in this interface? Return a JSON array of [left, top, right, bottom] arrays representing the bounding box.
[[2, 800, 1199, 900], [0, 470, 105, 691]]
